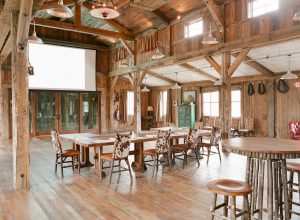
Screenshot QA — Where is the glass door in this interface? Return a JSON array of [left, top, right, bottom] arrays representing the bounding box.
[[60, 92, 80, 133], [36, 91, 57, 135], [81, 92, 99, 132]]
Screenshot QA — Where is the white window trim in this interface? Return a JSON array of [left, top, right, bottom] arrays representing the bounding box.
[[202, 91, 219, 117], [184, 18, 203, 39], [248, 0, 279, 18]]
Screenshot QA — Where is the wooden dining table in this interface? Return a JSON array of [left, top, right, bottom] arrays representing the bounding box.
[[60, 129, 212, 176], [222, 137, 300, 220]]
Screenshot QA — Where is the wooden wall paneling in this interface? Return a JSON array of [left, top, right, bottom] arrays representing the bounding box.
[[267, 80, 275, 137], [134, 71, 142, 133]]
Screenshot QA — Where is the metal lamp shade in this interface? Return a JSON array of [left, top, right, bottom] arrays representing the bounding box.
[[141, 85, 150, 92], [202, 33, 218, 45], [89, 6, 120, 19], [281, 71, 298, 80], [152, 47, 165, 60], [28, 31, 44, 44], [47, 1, 73, 18], [293, 11, 300, 21]]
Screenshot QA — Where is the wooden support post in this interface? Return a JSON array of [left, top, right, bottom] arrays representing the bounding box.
[[133, 71, 142, 133], [267, 80, 275, 138], [11, 10, 30, 189], [221, 52, 231, 137], [0, 59, 8, 149]]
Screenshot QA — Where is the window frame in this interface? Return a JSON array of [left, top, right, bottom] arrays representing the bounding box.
[[126, 90, 134, 117], [248, 0, 279, 18], [231, 89, 241, 118], [202, 91, 219, 117], [184, 18, 204, 39]]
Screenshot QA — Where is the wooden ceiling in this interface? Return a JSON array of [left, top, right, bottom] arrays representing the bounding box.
[[33, 0, 225, 46]]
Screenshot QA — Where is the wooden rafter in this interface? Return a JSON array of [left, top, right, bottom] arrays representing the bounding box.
[[137, 70, 147, 85], [119, 39, 134, 56], [128, 73, 134, 86], [110, 76, 119, 94], [204, 56, 221, 75], [146, 70, 176, 85], [228, 48, 250, 76], [179, 63, 218, 81], [75, 2, 81, 25], [203, 0, 223, 33], [153, 10, 170, 26], [33, 17, 133, 40], [241, 56, 275, 77]]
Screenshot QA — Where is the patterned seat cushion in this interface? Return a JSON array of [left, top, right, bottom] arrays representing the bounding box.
[[112, 133, 132, 159], [155, 130, 171, 154]]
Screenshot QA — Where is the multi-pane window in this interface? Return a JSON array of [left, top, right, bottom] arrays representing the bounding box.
[[159, 91, 168, 118], [231, 90, 241, 117], [203, 91, 219, 117], [248, 0, 279, 18], [127, 91, 134, 117], [184, 19, 203, 38]]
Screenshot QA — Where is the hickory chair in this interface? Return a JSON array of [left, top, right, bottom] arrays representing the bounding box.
[[198, 127, 222, 164], [231, 117, 240, 137], [288, 121, 300, 140], [51, 130, 81, 178], [172, 128, 201, 169], [144, 129, 172, 174], [239, 118, 255, 137], [99, 133, 132, 185]]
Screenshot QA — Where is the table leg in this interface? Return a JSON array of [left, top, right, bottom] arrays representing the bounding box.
[[243, 157, 251, 220], [93, 146, 106, 177], [131, 142, 146, 172], [80, 146, 93, 167], [274, 161, 279, 220], [280, 159, 290, 220], [258, 160, 265, 220], [267, 160, 273, 220]]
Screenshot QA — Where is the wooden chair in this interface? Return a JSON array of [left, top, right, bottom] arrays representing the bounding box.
[[99, 133, 132, 185], [207, 179, 252, 220], [286, 162, 300, 217], [198, 127, 222, 164], [239, 118, 255, 137], [231, 118, 240, 137], [144, 129, 171, 174], [172, 128, 201, 169], [51, 130, 80, 178], [288, 121, 300, 140]]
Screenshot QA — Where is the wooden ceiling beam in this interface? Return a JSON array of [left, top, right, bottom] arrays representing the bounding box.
[[228, 48, 250, 76], [242, 56, 275, 77], [204, 56, 221, 75], [40, 0, 85, 10], [0, 35, 12, 63], [119, 39, 134, 56], [179, 63, 218, 81], [33, 17, 133, 40], [137, 70, 147, 85], [146, 70, 175, 84], [203, 0, 223, 33], [153, 10, 170, 26], [128, 73, 134, 86]]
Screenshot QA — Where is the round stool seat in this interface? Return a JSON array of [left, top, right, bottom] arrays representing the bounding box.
[[207, 179, 252, 196], [287, 162, 300, 172]]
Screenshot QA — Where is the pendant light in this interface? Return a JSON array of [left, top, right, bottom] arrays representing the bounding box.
[[47, 0, 73, 18], [141, 77, 150, 92], [172, 72, 181, 90], [281, 54, 298, 80], [89, 0, 120, 19], [293, 10, 300, 21], [202, 23, 218, 45], [28, 20, 43, 44]]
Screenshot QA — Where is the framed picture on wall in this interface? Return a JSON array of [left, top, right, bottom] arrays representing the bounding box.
[[182, 90, 196, 104]]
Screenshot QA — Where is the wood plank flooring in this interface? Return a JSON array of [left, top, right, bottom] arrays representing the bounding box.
[[0, 137, 299, 220]]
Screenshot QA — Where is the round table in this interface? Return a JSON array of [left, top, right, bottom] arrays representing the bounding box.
[[222, 137, 300, 220]]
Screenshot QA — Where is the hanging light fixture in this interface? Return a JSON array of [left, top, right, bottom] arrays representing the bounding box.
[[293, 10, 300, 21], [46, 0, 73, 18], [141, 77, 150, 92], [152, 31, 165, 60], [172, 72, 181, 90], [281, 54, 298, 80], [28, 20, 43, 44], [202, 23, 218, 45], [89, 0, 120, 19]]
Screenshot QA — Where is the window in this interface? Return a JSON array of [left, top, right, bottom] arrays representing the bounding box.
[[184, 19, 203, 38], [159, 91, 168, 118], [203, 91, 219, 117], [248, 0, 279, 18], [127, 91, 134, 116], [231, 90, 241, 117]]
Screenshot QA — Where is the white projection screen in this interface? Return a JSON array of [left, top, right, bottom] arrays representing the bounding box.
[[29, 43, 96, 91]]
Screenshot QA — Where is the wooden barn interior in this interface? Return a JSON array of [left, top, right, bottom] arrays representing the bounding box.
[[1, 0, 300, 219]]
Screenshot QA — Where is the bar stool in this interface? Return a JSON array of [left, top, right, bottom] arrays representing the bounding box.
[[287, 162, 300, 217], [207, 179, 252, 220]]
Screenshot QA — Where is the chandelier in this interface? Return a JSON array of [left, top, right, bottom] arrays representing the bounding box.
[[89, 0, 120, 19]]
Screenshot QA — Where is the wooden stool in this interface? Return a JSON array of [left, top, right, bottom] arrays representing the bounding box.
[[207, 179, 252, 220], [287, 162, 300, 217]]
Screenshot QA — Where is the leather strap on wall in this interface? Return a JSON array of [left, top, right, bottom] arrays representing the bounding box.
[[247, 82, 255, 96], [258, 82, 266, 95], [277, 79, 289, 93]]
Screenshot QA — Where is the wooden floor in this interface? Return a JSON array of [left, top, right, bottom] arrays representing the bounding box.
[[0, 137, 299, 220]]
